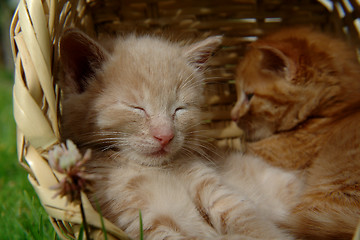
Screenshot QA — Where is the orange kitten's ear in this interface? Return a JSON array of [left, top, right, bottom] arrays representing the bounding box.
[[251, 42, 296, 81], [184, 36, 223, 69], [59, 28, 109, 93]]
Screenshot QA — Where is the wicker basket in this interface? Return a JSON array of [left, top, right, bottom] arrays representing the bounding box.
[[10, 0, 360, 239]]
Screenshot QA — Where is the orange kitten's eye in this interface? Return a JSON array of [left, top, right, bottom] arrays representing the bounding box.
[[246, 93, 254, 101]]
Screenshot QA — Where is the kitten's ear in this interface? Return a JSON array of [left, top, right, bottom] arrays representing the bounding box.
[[184, 36, 223, 69], [251, 42, 296, 81], [59, 28, 109, 93]]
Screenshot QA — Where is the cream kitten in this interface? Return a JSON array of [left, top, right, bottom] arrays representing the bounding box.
[[58, 29, 293, 240]]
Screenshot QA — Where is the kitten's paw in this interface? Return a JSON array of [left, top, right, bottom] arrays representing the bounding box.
[[220, 235, 259, 240], [221, 233, 293, 240]]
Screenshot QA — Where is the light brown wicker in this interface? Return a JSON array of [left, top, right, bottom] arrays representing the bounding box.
[[10, 0, 360, 239]]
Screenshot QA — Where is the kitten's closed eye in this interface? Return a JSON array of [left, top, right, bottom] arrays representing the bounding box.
[[246, 93, 254, 101], [132, 106, 149, 117], [173, 106, 187, 118], [133, 106, 146, 112], [122, 102, 148, 117], [175, 106, 186, 113]]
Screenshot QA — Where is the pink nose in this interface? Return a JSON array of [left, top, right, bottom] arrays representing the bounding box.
[[153, 133, 174, 146]]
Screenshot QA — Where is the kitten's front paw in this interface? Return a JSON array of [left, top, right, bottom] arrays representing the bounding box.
[[221, 233, 294, 240], [220, 235, 258, 240]]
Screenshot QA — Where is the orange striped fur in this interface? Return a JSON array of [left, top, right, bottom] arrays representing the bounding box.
[[232, 27, 360, 239]]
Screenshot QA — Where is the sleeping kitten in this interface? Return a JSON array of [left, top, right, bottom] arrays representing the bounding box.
[[58, 29, 293, 240], [231, 27, 360, 239]]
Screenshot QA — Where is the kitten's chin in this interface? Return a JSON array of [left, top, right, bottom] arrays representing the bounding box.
[[127, 149, 176, 167], [245, 128, 275, 142], [237, 119, 275, 142], [149, 149, 169, 157]]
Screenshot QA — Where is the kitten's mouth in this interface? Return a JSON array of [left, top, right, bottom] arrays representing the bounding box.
[[150, 149, 169, 157]]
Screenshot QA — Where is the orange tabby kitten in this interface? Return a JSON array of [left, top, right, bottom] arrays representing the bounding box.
[[231, 27, 360, 239], [58, 29, 293, 240]]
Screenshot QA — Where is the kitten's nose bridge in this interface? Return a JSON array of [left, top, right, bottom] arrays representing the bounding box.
[[231, 91, 250, 121]]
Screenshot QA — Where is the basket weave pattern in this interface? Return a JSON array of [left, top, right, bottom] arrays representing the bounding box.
[[10, 0, 360, 239]]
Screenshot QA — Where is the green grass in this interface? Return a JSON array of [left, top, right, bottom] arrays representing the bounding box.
[[0, 67, 58, 239]]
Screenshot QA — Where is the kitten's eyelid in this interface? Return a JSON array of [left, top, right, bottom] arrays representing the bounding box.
[[120, 101, 144, 110], [173, 106, 187, 116], [175, 106, 186, 111], [133, 106, 148, 115], [246, 93, 254, 101], [176, 102, 190, 111], [132, 106, 150, 118], [121, 101, 148, 115], [132, 106, 145, 111]]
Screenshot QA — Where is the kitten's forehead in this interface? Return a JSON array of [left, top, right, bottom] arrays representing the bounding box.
[[108, 37, 189, 80], [114, 35, 183, 63], [100, 36, 201, 106]]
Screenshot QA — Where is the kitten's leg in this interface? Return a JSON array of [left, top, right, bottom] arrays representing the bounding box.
[[94, 170, 221, 240], [184, 160, 294, 240], [221, 153, 302, 224], [287, 192, 360, 240], [284, 157, 360, 239]]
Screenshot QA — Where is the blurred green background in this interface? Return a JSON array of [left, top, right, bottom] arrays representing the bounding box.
[[0, 0, 57, 238]]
